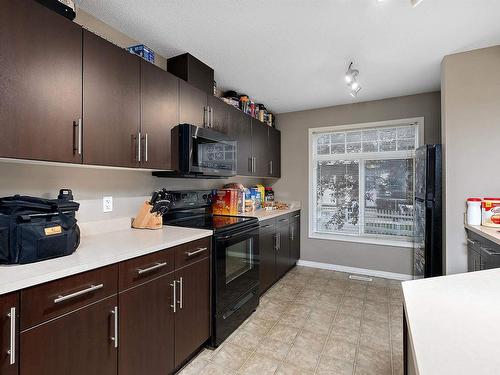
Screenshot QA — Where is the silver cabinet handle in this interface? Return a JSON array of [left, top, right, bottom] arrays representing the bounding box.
[[111, 306, 118, 348], [248, 157, 253, 173], [186, 247, 208, 257], [480, 247, 500, 256], [170, 280, 177, 313], [137, 262, 167, 275], [137, 132, 142, 162], [203, 106, 208, 127], [269, 160, 273, 175], [178, 277, 183, 309], [73, 119, 82, 155], [54, 284, 104, 304], [144, 133, 148, 162], [294, 214, 300, 218], [7, 307, 15, 365], [467, 239, 478, 245], [291, 225, 294, 241], [274, 233, 279, 251]]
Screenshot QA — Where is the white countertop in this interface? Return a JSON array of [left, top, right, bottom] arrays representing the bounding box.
[[0, 225, 212, 295], [402, 269, 500, 375], [238, 206, 301, 221], [465, 224, 500, 246]]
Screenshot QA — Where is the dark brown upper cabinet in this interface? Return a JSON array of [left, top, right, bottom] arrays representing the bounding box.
[[228, 106, 253, 176], [251, 120, 270, 177], [83, 30, 141, 168], [167, 53, 214, 95], [140, 61, 180, 170], [268, 127, 281, 178], [207, 96, 230, 134], [179, 80, 208, 128], [0, 0, 82, 163]]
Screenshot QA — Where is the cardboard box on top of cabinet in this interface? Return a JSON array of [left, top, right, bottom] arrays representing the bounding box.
[[212, 189, 239, 215]]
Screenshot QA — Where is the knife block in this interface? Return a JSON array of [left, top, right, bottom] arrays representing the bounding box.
[[132, 201, 163, 230]]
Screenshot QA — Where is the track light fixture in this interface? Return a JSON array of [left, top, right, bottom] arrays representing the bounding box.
[[345, 62, 361, 97]]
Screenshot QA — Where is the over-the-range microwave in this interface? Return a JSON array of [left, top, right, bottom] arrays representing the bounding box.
[[169, 124, 237, 178]]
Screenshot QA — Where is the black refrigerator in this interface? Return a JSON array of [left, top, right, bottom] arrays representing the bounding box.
[[413, 144, 442, 279]]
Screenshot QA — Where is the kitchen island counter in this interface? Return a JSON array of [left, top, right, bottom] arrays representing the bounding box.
[[403, 268, 500, 375]]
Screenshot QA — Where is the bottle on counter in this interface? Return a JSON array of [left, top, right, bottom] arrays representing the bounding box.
[[466, 198, 482, 225], [264, 187, 275, 209]]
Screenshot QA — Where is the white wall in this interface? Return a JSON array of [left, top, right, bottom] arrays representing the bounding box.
[[441, 45, 500, 274]]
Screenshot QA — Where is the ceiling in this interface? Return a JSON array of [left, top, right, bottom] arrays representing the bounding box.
[[77, 0, 500, 114]]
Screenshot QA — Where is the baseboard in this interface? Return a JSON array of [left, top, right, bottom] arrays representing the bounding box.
[[296, 259, 413, 281]]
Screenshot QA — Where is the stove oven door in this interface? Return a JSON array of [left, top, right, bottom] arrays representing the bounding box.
[[214, 225, 260, 315]]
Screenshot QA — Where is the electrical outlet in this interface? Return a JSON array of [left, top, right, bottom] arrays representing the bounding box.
[[103, 196, 113, 213]]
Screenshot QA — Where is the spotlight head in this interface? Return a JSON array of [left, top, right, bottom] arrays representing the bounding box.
[[350, 86, 362, 97]]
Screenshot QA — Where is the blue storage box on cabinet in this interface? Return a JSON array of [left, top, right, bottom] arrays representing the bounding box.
[[127, 44, 155, 63]]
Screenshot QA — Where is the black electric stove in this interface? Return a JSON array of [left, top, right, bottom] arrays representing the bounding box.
[[162, 190, 260, 347]]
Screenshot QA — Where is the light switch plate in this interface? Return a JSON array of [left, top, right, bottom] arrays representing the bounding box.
[[103, 196, 113, 213]]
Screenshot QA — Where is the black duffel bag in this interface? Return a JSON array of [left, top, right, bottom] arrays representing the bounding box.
[[0, 194, 80, 264]]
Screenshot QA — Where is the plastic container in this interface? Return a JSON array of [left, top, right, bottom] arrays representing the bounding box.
[[481, 198, 500, 227], [466, 198, 482, 225], [127, 44, 155, 63]]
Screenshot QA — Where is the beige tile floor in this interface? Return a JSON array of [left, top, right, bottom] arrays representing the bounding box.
[[178, 266, 404, 375]]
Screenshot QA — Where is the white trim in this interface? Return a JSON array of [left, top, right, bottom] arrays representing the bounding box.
[[309, 232, 414, 248], [297, 259, 413, 281]]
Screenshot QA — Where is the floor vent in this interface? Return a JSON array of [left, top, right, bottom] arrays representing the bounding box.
[[349, 274, 373, 282]]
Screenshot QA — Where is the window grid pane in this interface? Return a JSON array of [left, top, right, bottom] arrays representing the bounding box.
[[312, 122, 417, 243]]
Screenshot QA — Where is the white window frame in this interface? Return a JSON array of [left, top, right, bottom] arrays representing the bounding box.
[[308, 117, 424, 248]]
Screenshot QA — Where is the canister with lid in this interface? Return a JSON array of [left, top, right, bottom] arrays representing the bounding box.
[[466, 198, 482, 225]]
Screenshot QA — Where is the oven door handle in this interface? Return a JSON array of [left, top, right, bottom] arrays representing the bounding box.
[[216, 226, 259, 241]]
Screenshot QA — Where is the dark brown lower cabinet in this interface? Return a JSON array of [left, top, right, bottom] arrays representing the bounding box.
[[20, 296, 118, 375], [289, 213, 301, 267], [119, 274, 175, 375], [259, 221, 277, 295], [259, 212, 301, 294], [275, 223, 290, 282], [174, 257, 210, 368], [0, 292, 19, 375]]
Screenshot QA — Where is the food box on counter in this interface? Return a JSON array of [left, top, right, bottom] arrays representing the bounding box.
[[212, 189, 239, 215]]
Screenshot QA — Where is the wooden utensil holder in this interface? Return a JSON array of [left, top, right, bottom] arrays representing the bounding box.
[[132, 201, 163, 230]]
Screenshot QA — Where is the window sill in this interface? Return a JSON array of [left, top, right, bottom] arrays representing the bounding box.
[[309, 232, 414, 248]]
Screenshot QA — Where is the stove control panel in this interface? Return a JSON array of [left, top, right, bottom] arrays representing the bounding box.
[[166, 190, 213, 210]]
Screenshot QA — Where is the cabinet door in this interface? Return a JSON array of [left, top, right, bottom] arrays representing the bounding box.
[[259, 225, 276, 295], [20, 296, 118, 375], [119, 274, 175, 375], [83, 30, 141, 168], [0, 293, 18, 375], [141, 61, 179, 169], [207, 96, 230, 134], [179, 80, 207, 127], [275, 224, 290, 281], [289, 216, 300, 267], [174, 258, 210, 367], [0, 1, 82, 163], [268, 127, 281, 178], [228, 107, 253, 176], [251, 120, 270, 177]]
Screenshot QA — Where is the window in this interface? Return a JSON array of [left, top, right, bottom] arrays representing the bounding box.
[[309, 118, 423, 247]]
